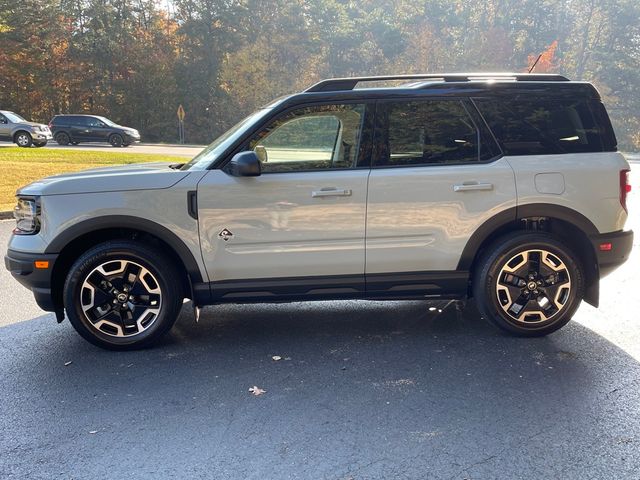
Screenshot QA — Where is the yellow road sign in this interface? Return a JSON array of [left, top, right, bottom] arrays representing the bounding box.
[[177, 104, 185, 122]]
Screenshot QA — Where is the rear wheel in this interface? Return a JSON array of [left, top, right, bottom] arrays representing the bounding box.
[[473, 232, 584, 336], [15, 131, 32, 147], [64, 241, 184, 350], [55, 132, 70, 145], [109, 134, 123, 147]]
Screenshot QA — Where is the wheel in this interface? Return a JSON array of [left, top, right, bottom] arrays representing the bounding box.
[[15, 131, 32, 147], [71, 141, 80, 145], [55, 132, 70, 145], [63, 240, 184, 350], [473, 232, 584, 336], [34, 141, 47, 147], [109, 134, 124, 147]]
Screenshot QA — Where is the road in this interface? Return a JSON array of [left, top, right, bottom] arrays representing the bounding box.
[[0, 142, 204, 158], [1, 160, 639, 479]]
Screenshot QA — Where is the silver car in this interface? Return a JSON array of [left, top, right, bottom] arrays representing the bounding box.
[[3, 73, 634, 350], [0, 110, 53, 147]]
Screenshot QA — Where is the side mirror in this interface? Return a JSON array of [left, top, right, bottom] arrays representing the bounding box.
[[227, 151, 261, 177], [254, 145, 268, 163]]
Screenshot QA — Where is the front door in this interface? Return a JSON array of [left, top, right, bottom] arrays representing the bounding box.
[[197, 102, 372, 297], [365, 98, 517, 293], [0, 113, 11, 141]]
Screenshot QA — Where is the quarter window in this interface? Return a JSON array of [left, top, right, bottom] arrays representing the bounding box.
[[375, 100, 485, 167], [474, 97, 606, 155], [249, 104, 366, 173]]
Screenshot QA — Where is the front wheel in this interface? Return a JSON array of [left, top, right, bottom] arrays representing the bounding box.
[[473, 233, 584, 336], [109, 134, 124, 147], [64, 241, 184, 350], [15, 131, 32, 147]]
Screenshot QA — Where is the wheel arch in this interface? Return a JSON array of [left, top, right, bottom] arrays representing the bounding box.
[[460, 204, 600, 307], [13, 130, 31, 143], [46, 216, 204, 310]]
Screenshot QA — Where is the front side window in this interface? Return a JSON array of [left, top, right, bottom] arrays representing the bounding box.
[[249, 104, 366, 173], [375, 100, 485, 167]]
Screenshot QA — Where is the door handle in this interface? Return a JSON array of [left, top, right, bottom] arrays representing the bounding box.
[[453, 182, 494, 192], [311, 188, 352, 198]]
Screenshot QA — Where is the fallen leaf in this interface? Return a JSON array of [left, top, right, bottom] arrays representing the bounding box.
[[64, 361, 72, 366], [248, 386, 266, 396], [272, 355, 282, 361]]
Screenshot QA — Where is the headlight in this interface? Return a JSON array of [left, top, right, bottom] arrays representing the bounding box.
[[32, 125, 43, 132], [13, 197, 40, 235]]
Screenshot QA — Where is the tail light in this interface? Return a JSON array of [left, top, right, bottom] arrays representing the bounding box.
[[48, 121, 52, 128], [620, 169, 631, 212]]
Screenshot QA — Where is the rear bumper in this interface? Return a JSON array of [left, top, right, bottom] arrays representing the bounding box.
[[591, 230, 633, 277], [4, 249, 59, 311]]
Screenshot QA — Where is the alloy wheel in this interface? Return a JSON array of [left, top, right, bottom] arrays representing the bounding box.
[[80, 259, 162, 337], [495, 249, 571, 324]]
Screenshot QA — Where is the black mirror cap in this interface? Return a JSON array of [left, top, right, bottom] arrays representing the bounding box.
[[228, 151, 261, 177]]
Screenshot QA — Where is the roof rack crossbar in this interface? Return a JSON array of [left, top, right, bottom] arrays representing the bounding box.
[[305, 73, 570, 92]]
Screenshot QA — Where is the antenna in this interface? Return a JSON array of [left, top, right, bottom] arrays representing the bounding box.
[[528, 54, 543, 73]]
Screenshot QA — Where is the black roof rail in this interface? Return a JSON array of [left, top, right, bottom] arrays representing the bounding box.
[[305, 73, 570, 92]]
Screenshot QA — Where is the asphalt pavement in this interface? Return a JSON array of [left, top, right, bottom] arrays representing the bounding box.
[[1, 160, 639, 479], [0, 142, 204, 158]]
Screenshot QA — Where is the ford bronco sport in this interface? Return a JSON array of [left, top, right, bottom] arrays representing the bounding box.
[[4, 73, 633, 349]]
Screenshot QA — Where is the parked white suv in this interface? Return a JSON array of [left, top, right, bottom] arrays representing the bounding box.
[[4, 73, 633, 349]]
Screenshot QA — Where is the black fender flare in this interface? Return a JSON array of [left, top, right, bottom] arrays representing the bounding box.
[[45, 215, 203, 283]]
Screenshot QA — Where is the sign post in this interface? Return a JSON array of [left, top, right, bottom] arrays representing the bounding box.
[[177, 104, 186, 144]]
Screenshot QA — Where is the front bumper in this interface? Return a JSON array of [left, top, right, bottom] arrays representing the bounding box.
[[590, 230, 634, 277], [123, 132, 141, 143], [31, 131, 53, 141], [4, 249, 59, 311]]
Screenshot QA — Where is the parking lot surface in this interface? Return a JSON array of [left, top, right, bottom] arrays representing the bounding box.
[[1, 158, 639, 479]]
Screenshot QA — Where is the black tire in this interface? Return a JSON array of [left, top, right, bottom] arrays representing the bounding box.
[[34, 141, 47, 147], [473, 232, 584, 337], [55, 132, 70, 145], [14, 131, 32, 147], [63, 240, 184, 350], [109, 134, 124, 147]]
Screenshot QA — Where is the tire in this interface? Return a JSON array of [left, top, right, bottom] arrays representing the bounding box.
[[63, 240, 184, 350], [109, 134, 124, 147], [34, 141, 47, 147], [14, 131, 32, 147], [473, 232, 584, 337], [55, 132, 70, 145], [122, 143, 131, 147]]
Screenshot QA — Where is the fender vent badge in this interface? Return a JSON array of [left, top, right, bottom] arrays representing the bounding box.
[[218, 229, 233, 241]]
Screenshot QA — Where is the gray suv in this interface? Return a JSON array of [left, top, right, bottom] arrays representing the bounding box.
[[4, 73, 634, 350], [0, 110, 52, 147]]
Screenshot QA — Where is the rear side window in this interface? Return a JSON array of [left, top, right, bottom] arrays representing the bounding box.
[[474, 97, 614, 155], [374, 100, 496, 167]]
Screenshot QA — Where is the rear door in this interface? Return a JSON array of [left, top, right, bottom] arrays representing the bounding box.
[[70, 116, 93, 141], [0, 113, 10, 140], [365, 98, 517, 294], [197, 102, 373, 297]]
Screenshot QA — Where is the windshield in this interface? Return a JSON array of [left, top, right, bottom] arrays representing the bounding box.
[[3, 111, 27, 123], [181, 108, 272, 170], [95, 116, 118, 127]]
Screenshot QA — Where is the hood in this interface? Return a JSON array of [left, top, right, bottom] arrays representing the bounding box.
[[18, 162, 190, 196], [16, 121, 48, 129]]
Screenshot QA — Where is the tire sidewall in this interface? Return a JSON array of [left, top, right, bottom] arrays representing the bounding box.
[[475, 233, 584, 336], [64, 242, 182, 349]]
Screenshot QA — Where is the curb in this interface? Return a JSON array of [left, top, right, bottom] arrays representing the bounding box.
[[0, 211, 13, 220]]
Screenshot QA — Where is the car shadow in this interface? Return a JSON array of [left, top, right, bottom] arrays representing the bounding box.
[[2, 300, 639, 479]]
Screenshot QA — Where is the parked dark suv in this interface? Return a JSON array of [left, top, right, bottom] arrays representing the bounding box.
[[49, 114, 140, 147]]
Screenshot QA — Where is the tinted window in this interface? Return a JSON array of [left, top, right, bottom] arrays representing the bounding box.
[[375, 100, 485, 167], [249, 104, 366, 173], [475, 97, 609, 155]]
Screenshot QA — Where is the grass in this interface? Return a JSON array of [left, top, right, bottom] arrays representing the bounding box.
[[0, 147, 186, 212]]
